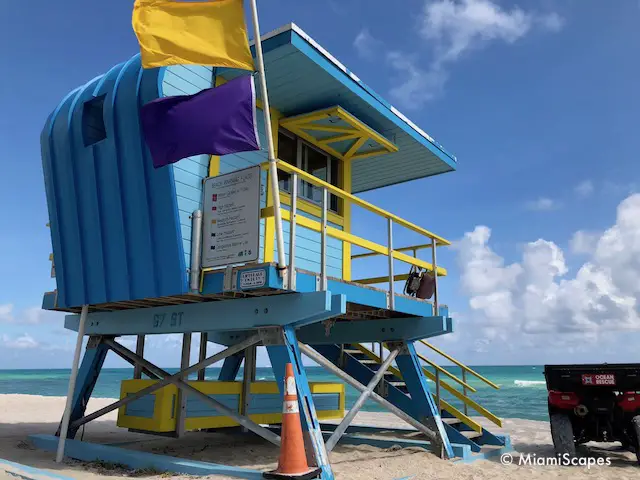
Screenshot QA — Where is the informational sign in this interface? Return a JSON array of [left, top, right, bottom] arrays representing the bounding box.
[[202, 165, 261, 268]]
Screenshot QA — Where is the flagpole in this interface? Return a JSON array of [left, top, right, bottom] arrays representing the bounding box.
[[248, 0, 287, 278]]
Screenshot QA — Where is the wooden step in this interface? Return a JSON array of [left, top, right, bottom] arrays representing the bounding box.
[[388, 381, 406, 388], [360, 359, 379, 365], [441, 417, 462, 426], [343, 349, 362, 354], [460, 431, 482, 440]]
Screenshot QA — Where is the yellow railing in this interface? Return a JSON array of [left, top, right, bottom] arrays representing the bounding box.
[[260, 160, 450, 308], [357, 343, 503, 430], [353, 344, 484, 432], [419, 340, 500, 390], [273, 160, 450, 246]]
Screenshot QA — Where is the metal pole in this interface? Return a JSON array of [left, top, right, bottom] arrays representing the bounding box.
[[387, 218, 395, 310], [197, 333, 208, 381], [435, 368, 441, 414], [320, 187, 328, 291], [462, 370, 468, 416], [249, 0, 286, 276], [288, 173, 298, 290], [56, 304, 89, 463], [326, 348, 400, 451], [241, 345, 257, 432], [297, 343, 439, 444], [71, 335, 261, 430], [133, 335, 145, 379], [431, 237, 438, 315], [176, 333, 191, 437], [190, 210, 203, 293], [107, 340, 280, 446]]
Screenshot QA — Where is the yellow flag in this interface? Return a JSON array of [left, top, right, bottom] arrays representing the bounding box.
[[132, 0, 255, 70]]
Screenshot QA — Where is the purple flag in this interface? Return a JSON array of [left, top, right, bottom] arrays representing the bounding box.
[[140, 75, 261, 168]]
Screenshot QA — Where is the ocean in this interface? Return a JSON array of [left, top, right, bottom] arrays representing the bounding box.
[[0, 365, 549, 422]]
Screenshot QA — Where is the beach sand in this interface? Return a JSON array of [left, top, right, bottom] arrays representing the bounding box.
[[0, 394, 638, 479]]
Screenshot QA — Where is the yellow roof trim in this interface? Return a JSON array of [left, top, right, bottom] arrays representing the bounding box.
[[280, 106, 398, 161]]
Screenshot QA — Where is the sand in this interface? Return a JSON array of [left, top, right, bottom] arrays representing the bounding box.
[[0, 394, 638, 479]]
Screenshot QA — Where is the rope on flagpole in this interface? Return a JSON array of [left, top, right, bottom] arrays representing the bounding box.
[[248, 0, 287, 278]]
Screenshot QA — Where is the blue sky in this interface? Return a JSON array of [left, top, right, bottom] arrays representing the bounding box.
[[1, 0, 639, 369]]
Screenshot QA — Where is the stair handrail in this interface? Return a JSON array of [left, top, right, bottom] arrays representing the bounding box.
[[419, 340, 500, 390], [352, 344, 485, 432]]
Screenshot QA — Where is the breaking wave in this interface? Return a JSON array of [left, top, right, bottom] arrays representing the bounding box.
[[514, 380, 546, 387]]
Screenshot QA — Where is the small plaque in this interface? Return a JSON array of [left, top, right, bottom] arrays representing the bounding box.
[[239, 269, 266, 289]]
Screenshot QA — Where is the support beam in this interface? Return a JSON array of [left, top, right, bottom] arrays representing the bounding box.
[[64, 291, 339, 335], [105, 339, 280, 446], [395, 342, 453, 459], [197, 332, 208, 381], [56, 336, 109, 439], [109, 340, 160, 380], [297, 316, 451, 345], [297, 343, 445, 457], [218, 351, 244, 381], [325, 348, 400, 451], [175, 333, 191, 437], [133, 335, 145, 379], [69, 335, 260, 430], [56, 304, 89, 463], [267, 327, 332, 478], [240, 345, 257, 432]]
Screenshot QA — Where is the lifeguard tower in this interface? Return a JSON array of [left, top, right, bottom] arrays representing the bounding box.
[[33, 23, 511, 479]]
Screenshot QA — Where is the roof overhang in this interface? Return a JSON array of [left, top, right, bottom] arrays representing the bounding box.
[[219, 23, 457, 193]]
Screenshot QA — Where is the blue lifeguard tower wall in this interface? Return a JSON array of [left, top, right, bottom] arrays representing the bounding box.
[[42, 25, 456, 310]]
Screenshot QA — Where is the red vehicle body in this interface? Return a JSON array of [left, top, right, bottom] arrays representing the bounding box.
[[544, 364, 640, 463]]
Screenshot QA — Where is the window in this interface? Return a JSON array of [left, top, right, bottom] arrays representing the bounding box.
[[277, 130, 341, 213], [82, 95, 107, 147]]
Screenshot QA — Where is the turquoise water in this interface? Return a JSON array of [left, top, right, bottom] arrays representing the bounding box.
[[0, 365, 549, 421]]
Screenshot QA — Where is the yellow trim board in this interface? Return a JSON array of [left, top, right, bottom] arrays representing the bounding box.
[[278, 191, 344, 227], [280, 106, 398, 161]]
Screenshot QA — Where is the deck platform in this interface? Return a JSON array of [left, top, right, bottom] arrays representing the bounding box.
[[43, 263, 449, 320]]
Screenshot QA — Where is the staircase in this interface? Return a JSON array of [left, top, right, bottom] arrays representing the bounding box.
[[310, 340, 513, 462]]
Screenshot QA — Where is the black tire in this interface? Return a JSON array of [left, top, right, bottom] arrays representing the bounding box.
[[632, 415, 640, 465], [550, 413, 576, 457]]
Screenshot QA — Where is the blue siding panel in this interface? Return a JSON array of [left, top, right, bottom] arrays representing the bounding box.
[[273, 208, 344, 278], [161, 65, 213, 271], [41, 55, 187, 308], [91, 64, 132, 301], [124, 394, 156, 419]]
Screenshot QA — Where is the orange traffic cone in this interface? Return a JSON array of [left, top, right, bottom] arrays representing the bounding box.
[[263, 363, 322, 479]]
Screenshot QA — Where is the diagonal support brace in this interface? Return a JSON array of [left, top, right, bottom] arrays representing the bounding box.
[[298, 342, 447, 459], [325, 348, 400, 451], [104, 339, 281, 446], [68, 334, 261, 432]]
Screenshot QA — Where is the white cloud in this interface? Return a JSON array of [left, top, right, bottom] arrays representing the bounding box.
[[525, 197, 559, 211], [574, 180, 594, 198], [456, 194, 640, 342], [0, 304, 62, 324], [381, 0, 564, 108], [421, 0, 534, 63], [353, 29, 383, 61], [0, 304, 14, 322], [387, 52, 448, 107], [570, 230, 600, 255], [538, 12, 565, 32], [1, 333, 40, 350]]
